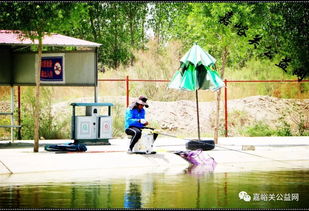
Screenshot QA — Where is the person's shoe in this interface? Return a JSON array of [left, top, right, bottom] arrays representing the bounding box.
[[127, 149, 134, 154]]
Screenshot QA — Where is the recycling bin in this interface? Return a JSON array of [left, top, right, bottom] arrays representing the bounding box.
[[71, 102, 114, 144]]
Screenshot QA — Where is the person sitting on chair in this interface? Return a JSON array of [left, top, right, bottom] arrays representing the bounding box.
[[125, 96, 149, 153]]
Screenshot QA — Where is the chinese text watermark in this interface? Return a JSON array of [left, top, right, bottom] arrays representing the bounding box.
[[239, 191, 299, 202]]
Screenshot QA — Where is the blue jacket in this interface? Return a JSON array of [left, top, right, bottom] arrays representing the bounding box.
[[125, 107, 145, 129]]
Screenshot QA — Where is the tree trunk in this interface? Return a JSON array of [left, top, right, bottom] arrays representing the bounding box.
[[33, 37, 42, 152], [89, 7, 98, 42], [214, 46, 228, 144]]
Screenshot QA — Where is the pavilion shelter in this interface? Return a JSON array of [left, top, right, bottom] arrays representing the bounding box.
[[0, 30, 102, 141]]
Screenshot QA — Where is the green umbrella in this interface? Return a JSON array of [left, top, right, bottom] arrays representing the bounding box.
[[168, 43, 224, 140]]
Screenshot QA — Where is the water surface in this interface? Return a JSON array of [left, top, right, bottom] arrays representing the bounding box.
[[0, 167, 308, 209]]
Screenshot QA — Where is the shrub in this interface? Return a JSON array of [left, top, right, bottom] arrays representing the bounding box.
[[0, 118, 10, 140], [20, 87, 70, 140], [112, 103, 125, 138], [275, 117, 292, 136], [244, 121, 275, 137]]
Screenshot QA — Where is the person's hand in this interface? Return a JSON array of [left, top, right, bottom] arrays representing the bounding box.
[[140, 119, 148, 125]]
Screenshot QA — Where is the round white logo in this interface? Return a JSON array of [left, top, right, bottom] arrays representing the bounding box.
[[239, 191, 251, 202], [54, 62, 62, 75]]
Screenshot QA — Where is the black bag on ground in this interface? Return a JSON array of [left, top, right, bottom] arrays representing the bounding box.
[[186, 140, 215, 151], [44, 143, 87, 152]]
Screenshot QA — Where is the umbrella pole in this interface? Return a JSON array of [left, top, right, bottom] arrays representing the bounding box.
[[195, 90, 201, 140]]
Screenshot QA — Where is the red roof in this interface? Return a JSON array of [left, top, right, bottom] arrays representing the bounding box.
[[0, 30, 101, 47]]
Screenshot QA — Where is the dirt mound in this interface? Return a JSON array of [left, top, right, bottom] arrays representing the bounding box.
[[10, 95, 306, 138], [147, 96, 309, 137], [2, 95, 307, 139], [50, 95, 308, 137]]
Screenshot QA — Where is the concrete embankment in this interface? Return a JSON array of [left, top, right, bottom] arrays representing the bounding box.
[[0, 136, 308, 178], [0, 149, 189, 175]]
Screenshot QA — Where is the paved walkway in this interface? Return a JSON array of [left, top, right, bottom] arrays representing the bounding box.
[[0, 136, 308, 183]]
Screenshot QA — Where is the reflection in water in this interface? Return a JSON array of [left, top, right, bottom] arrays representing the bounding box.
[[181, 150, 218, 208], [185, 164, 216, 177], [124, 174, 154, 208], [124, 183, 141, 208], [0, 170, 309, 209], [184, 161, 217, 208]]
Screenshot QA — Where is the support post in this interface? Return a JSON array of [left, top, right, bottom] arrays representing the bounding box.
[[224, 79, 228, 137], [94, 47, 98, 103], [71, 105, 76, 141], [10, 86, 14, 143], [18, 86, 21, 140], [94, 85, 98, 103], [195, 90, 201, 141]]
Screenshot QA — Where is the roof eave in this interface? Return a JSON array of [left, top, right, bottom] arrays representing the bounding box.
[[0, 43, 101, 47]]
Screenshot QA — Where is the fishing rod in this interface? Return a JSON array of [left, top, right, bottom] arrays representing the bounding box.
[[143, 127, 298, 167], [0, 159, 13, 174]]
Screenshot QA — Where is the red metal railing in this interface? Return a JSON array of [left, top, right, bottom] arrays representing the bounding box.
[[98, 77, 170, 107], [5, 78, 305, 141], [98, 76, 309, 137]]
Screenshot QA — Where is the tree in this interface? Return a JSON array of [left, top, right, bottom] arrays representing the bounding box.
[[66, 2, 149, 69], [148, 3, 190, 46], [122, 2, 148, 65], [168, 2, 308, 140], [169, 3, 263, 142], [262, 3, 309, 81], [0, 2, 78, 152]]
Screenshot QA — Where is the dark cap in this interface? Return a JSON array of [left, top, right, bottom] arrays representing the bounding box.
[[137, 96, 149, 108]]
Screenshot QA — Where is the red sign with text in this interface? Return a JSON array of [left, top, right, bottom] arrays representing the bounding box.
[[40, 56, 64, 82]]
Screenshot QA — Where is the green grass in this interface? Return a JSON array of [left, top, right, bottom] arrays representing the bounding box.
[[243, 121, 276, 137], [243, 120, 294, 137], [98, 41, 308, 102]]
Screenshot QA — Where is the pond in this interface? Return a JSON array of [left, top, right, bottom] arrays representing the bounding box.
[[0, 166, 308, 209]]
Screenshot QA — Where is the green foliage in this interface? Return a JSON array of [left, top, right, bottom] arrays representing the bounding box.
[[0, 2, 308, 139], [148, 3, 189, 46], [170, 3, 257, 70], [293, 113, 309, 136], [0, 118, 10, 139], [0, 2, 307, 79], [276, 119, 292, 136], [20, 87, 70, 140], [224, 59, 309, 100], [111, 102, 125, 138], [280, 102, 309, 136], [228, 106, 307, 137], [244, 121, 276, 137], [244, 118, 294, 137], [169, 2, 308, 80], [0, 2, 77, 39], [62, 2, 150, 68], [265, 3, 309, 80]]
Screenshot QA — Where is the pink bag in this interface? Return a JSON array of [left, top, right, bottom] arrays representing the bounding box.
[[176, 149, 217, 170]]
